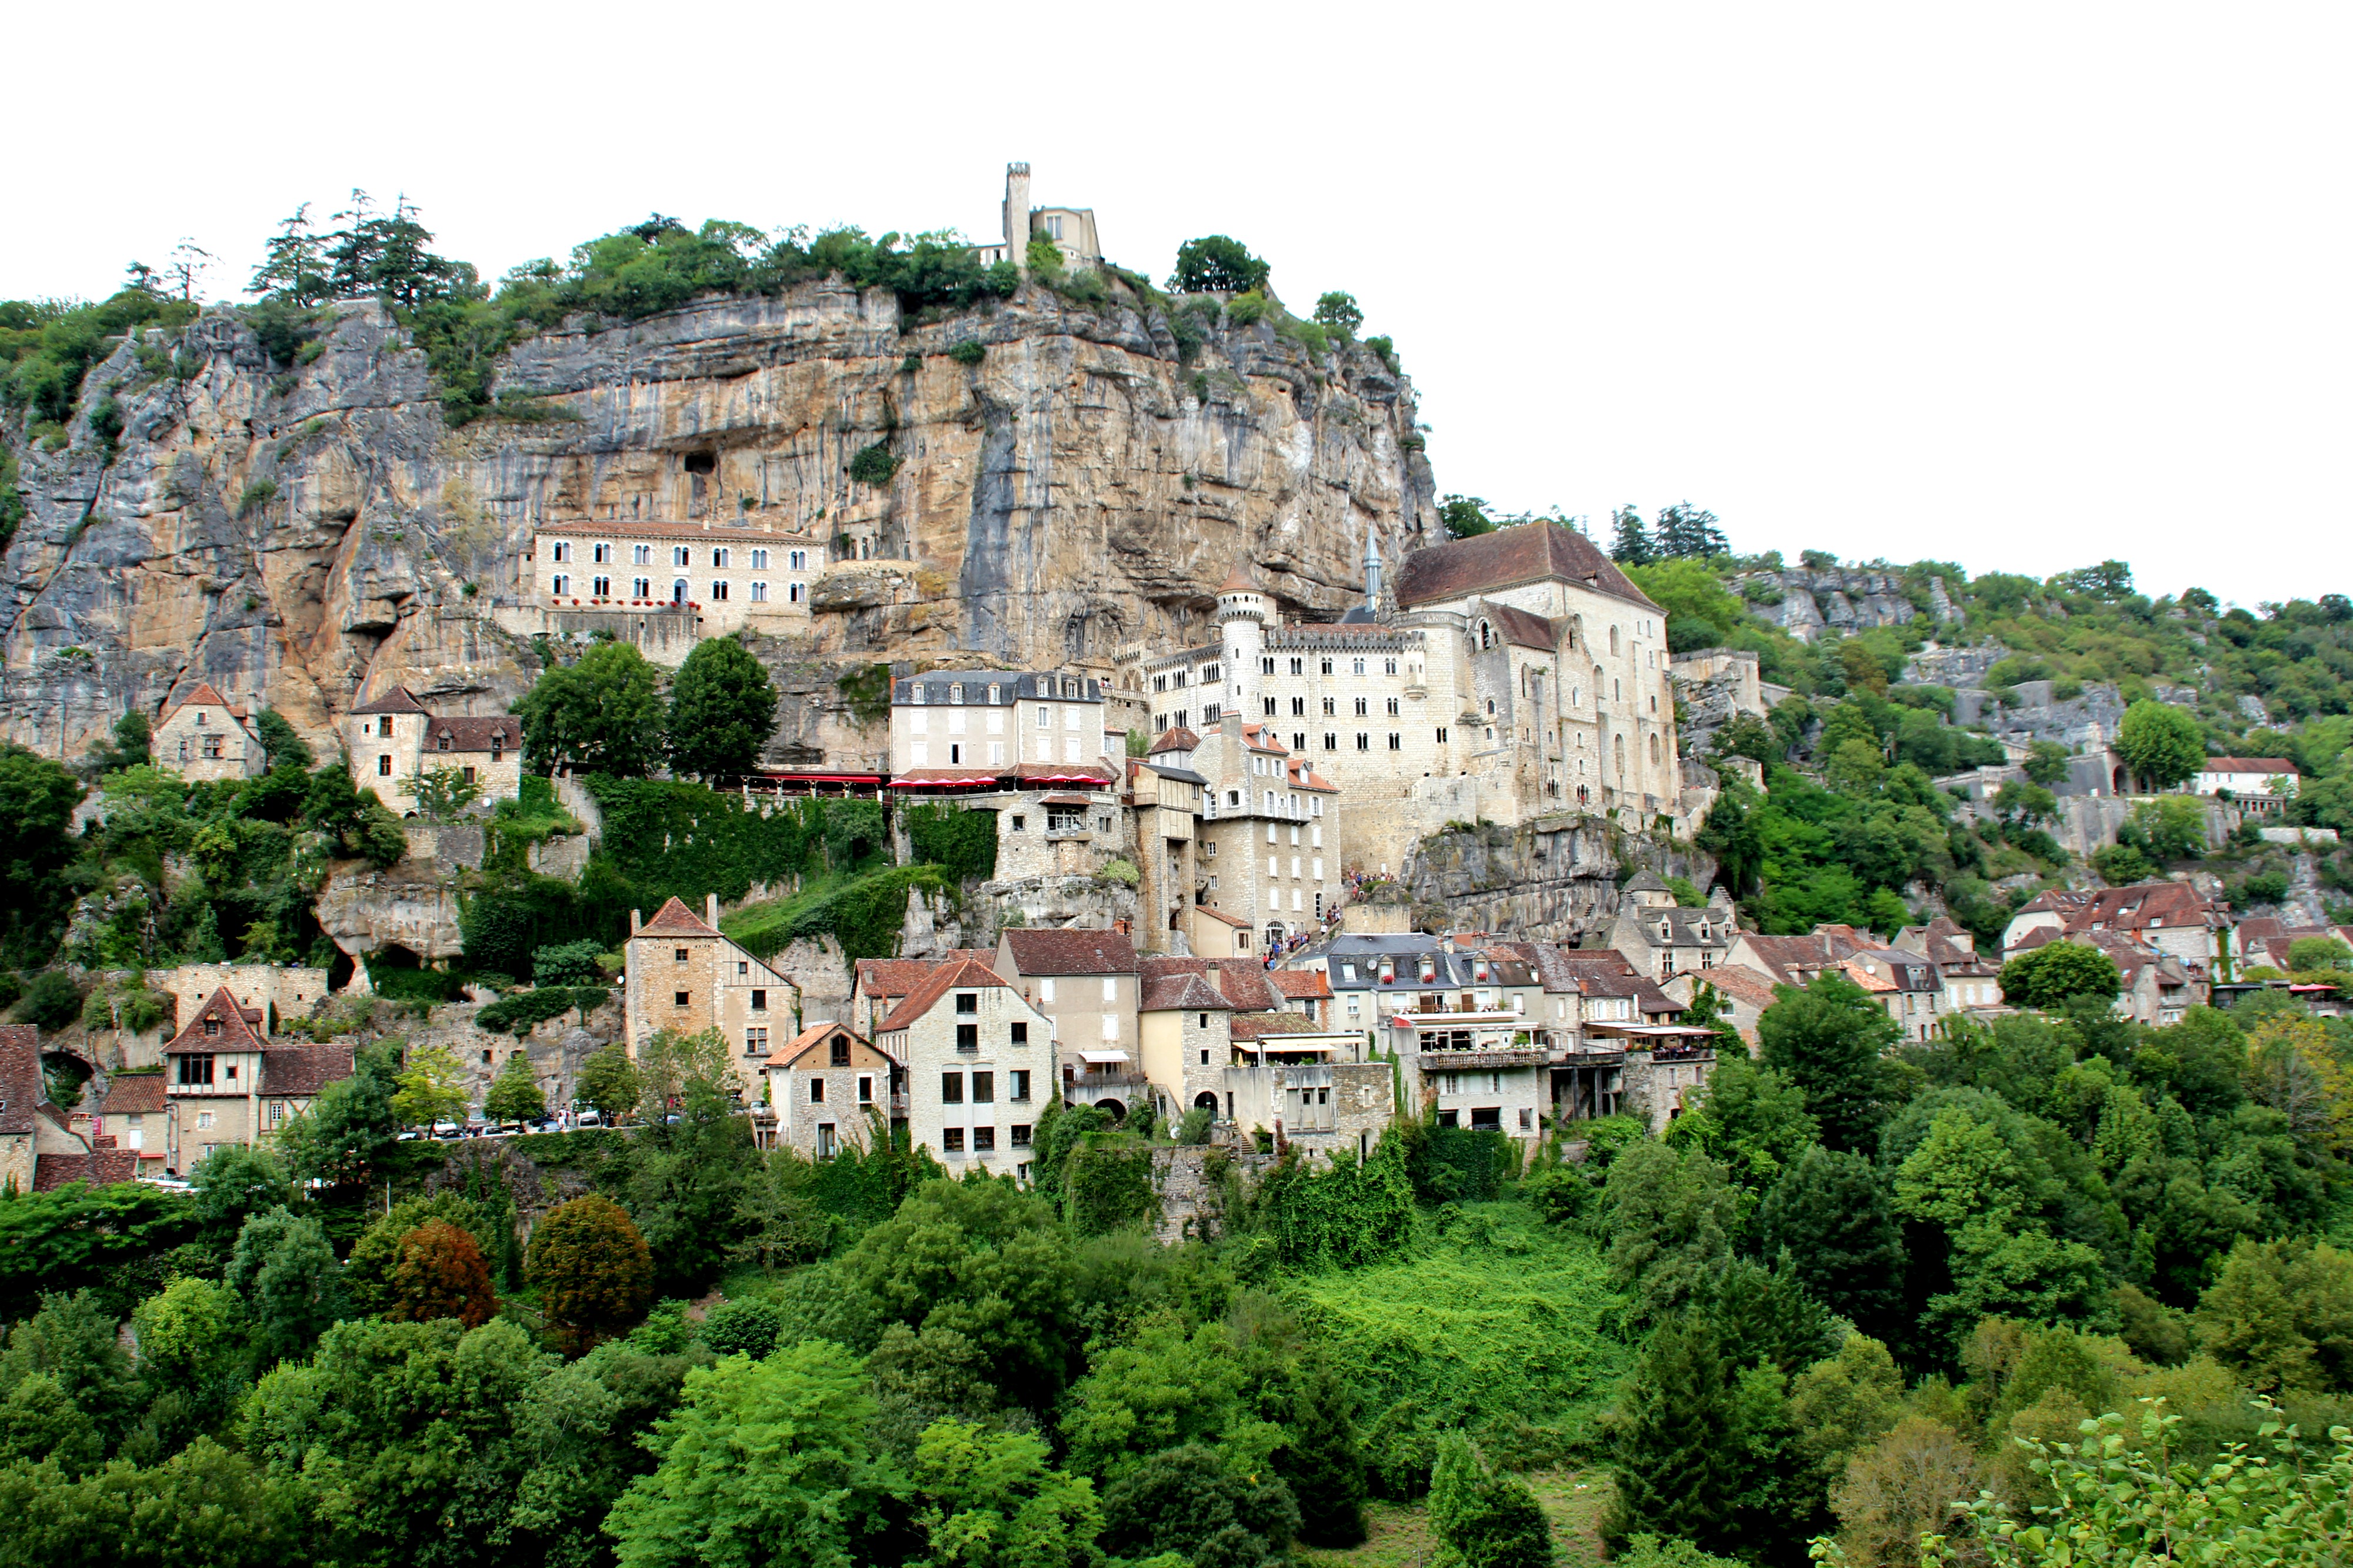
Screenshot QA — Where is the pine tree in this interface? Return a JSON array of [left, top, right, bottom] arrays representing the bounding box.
[[1607, 1317, 1749, 1553], [1610, 506, 1655, 565], [1282, 1363, 1368, 1546]]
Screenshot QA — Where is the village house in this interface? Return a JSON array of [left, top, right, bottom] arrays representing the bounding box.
[[156, 989, 355, 1173], [1839, 948, 1946, 1042], [994, 929, 1141, 1079], [348, 686, 524, 812], [851, 953, 992, 1037], [152, 682, 265, 782], [1311, 933, 1551, 1046], [1126, 730, 1212, 955], [2007, 928, 2204, 1025], [88, 1070, 169, 1180], [760, 1022, 904, 1157], [622, 897, 802, 1105], [2193, 757, 2299, 810], [1660, 965, 1781, 1046], [0, 1026, 131, 1193], [1181, 711, 1343, 955], [2002, 881, 2227, 970], [522, 518, 817, 640], [1387, 1003, 1550, 1145], [888, 670, 1126, 881], [1543, 948, 1711, 1130], [872, 959, 1056, 1181], [2229, 918, 2353, 975], [1131, 958, 1379, 1153], [1894, 918, 2005, 1015], [1606, 872, 1739, 982]]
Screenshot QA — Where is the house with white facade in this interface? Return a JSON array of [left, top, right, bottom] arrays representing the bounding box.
[[873, 958, 1056, 1181], [152, 683, 265, 782]]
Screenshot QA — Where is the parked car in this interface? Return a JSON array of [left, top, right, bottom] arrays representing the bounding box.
[[430, 1120, 462, 1139], [575, 1108, 602, 1127]]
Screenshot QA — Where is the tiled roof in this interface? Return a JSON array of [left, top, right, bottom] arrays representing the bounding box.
[[767, 1022, 896, 1069], [1194, 906, 1249, 929], [1148, 727, 1200, 755], [856, 953, 992, 999], [0, 1025, 40, 1137], [1286, 759, 1337, 792], [259, 1045, 355, 1097], [1691, 966, 1781, 1011], [34, 1150, 141, 1192], [426, 716, 522, 753], [164, 988, 265, 1055], [1482, 602, 1557, 650], [97, 1073, 166, 1116], [1633, 981, 1685, 1015], [1140, 956, 1283, 1012], [1141, 973, 1231, 1012], [1487, 941, 1585, 994], [2064, 882, 2221, 935], [1394, 522, 1659, 613], [1011, 763, 1119, 785], [1622, 870, 1671, 893], [877, 959, 1009, 1035], [1219, 562, 1261, 593], [1239, 725, 1289, 755], [640, 897, 719, 936], [164, 682, 249, 722], [1268, 969, 1331, 1000], [1001, 929, 1138, 976], [2202, 758, 2298, 773], [352, 686, 431, 716]]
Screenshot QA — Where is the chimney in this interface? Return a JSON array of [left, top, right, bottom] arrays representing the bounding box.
[[706, 893, 721, 928], [629, 909, 642, 935]]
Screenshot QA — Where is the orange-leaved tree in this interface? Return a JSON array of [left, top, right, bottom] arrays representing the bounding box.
[[385, 1219, 498, 1329], [528, 1194, 654, 1355]]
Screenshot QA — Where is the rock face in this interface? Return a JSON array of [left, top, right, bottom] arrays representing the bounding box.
[[1401, 819, 1718, 944], [4, 282, 1436, 766], [1736, 568, 1954, 644]]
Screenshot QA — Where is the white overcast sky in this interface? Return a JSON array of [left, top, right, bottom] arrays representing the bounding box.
[[12, 2, 2347, 608]]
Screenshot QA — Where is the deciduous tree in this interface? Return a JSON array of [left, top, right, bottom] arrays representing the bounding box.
[[529, 1195, 654, 1355], [384, 1219, 498, 1328], [1756, 974, 1899, 1153], [665, 637, 778, 780], [484, 1051, 547, 1125], [2115, 699, 2205, 792], [1998, 942, 2122, 1009], [514, 640, 666, 778], [1169, 235, 1269, 294]]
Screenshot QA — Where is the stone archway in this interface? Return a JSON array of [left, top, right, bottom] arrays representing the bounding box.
[[1193, 1091, 1220, 1112], [1092, 1097, 1126, 1123]]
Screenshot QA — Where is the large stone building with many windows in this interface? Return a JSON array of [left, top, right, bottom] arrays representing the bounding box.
[[1118, 524, 1694, 873], [624, 896, 801, 1104]]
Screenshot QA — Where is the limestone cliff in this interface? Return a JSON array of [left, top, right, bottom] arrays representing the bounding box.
[[1401, 819, 1718, 944], [3, 280, 1436, 764]]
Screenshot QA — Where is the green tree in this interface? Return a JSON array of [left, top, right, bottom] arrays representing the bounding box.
[[0, 1436, 306, 1565], [2022, 740, 2072, 788], [299, 763, 409, 865], [390, 1043, 469, 1127], [1440, 495, 1497, 539], [227, 1207, 350, 1366], [1283, 1361, 1368, 1547], [1598, 1142, 1739, 1326], [85, 710, 152, 775], [1755, 974, 1899, 1153], [529, 1195, 655, 1355], [604, 1338, 895, 1568], [1059, 1316, 1271, 1478], [397, 764, 482, 822], [1098, 1442, 1298, 1568], [189, 1145, 292, 1239], [1312, 291, 1362, 335], [514, 640, 667, 778], [384, 1219, 498, 1328], [666, 638, 778, 779], [2285, 935, 2352, 973], [1606, 1314, 1789, 1559], [1169, 235, 1269, 293], [911, 1418, 1106, 1568], [1758, 1146, 1907, 1345], [2192, 1237, 2353, 1393], [0, 743, 85, 962], [1998, 941, 2123, 1009], [277, 1042, 401, 1187], [484, 1051, 547, 1125], [1428, 1431, 1552, 1568], [576, 1043, 642, 1119], [2114, 699, 2205, 792], [1661, 1056, 1820, 1216], [534, 938, 606, 986], [254, 708, 314, 771], [1611, 506, 1655, 566]]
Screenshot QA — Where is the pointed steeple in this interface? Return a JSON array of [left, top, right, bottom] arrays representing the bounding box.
[[1362, 529, 1384, 609]]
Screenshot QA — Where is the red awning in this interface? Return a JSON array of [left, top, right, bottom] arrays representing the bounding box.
[[756, 773, 884, 783], [1036, 793, 1095, 805]]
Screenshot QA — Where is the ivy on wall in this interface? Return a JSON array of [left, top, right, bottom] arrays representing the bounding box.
[[903, 802, 999, 883], [1247, 1131, 1417, 1267], [1063, 1132, 1160, 1236]]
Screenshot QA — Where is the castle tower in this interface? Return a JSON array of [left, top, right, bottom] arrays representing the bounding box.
[[1362, 529, 1384, 613], [1215, 562, 1269, 718], [1003, 162, 1033, 271]]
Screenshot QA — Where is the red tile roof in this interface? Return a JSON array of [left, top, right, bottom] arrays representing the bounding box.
[[640, 897, 719, 936], [1229, 1013, 1337, 1039], [1482, 603, 1558, 650], [1394, 522, 1659, 613], [426, 716, 522, 753], [2202, 758, 2298, 774], [352, 686, 431, 716], [1001, 929, 1139, 976], [259, 1045, 355, 1097], [34, 1150, 141, 1192], [878, 959, 1011, 1034], [537, 518, 805, 543], [1139, 957, 1283, 1012], [1141, 973, 1231, 1012], [96, 1073, 166, 1116], [164, 988, 265, 1055], [1148, 728, 1201, 755], [2063, 882, 2222, 935], [1194, 906, 1249, 929], [766, 1022, 897, 1069], [164, 682, 250, 722], [856, 952, 993, 999], [1690, 966, 1781, 1012], [1268, 969, 1331, 1000]]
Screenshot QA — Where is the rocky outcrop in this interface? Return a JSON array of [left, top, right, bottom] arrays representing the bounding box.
[[1737, 568, 1953, 644], [4, 281, 1435, 769], [316, 855, 466, 960], [1398, 819, 1718, 943]]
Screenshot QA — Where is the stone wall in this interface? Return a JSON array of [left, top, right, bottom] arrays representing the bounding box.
[[1397, 818, 1718, 945]]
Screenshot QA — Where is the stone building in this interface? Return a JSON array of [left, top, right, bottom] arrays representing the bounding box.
[[1894, 917, 2004, 1015], [156, 989, 354, 1173], [974, 162, 1102, 271], [761, 1022, 904, 1157], [152, 682, 265, 782], [872, 958, 1056, 1181], [994, 929, 1141, 1074], [1127, 733, 1211, 953], [517, 518, 819, 652], [2002, 881, 2227, 970], [0, 1026, 118, 1193], [623, 896, 802, 1105], [1660, 965, 1781, 1047], [852, 953, 992, 1037], [349, 686, 523, 812], [1117, 523, 1694, 873], [89, 1070, 169, 1179], [888, 669, 1126, 880], [1606, 872, 1738, 982], [1182, 718, 1341, 955]]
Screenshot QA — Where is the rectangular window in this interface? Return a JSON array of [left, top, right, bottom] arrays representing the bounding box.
[[1354, 658, 1366, 675], [1386, 658, 1398, 675], [941, 1072, 964, 1103], [551, 573, 570, 595], [956, 1023, 979, 1052], [858, 1075, 874, 1102], [1386, 697, 1400, 716], [1011, 1122, 1033, 1146], [972, 1072, 994, 1103], [1357, 733, 1370, 750], [789, 549, 807, 570], [1320, 658, 1334, 674], [1100, 1014, 1119, 1041], [1389, 732, 1402, 750], [1101, 976, 1117, 1003], [973, 1126, 996, 1152], [713, 548, 731, 568], [1437, 726, 1449, 743], [176, 1055, 215, 1085], [809, 1076, 825, 1103], [676, 948, 689, 962], [1010, 1021, 1028, 1045], [1010, 1070, 1031, 1102], [1039, 978, 1056, 1002], [377, 754, 393, 776], [751, 581, 769, 602], [956, 992, 978, 1013], [751, 989, 766, 1010], [633, 577, 651, 598], [1038, 705, 1051, 728], [674, 546, 691, 566], [746, 1027, 767, 1055], [1324, 733, 1337, 750], [674, 991, 689, 1007], [942, 1127, 965, 1152], [552, 541, 571, 562]]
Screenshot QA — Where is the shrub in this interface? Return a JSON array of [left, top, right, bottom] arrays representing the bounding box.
[[846, 441, 899, 487], [1428, 1431, 1553, 1568], [16, 969, 84, 1031], [236, 479, 278, 517], [949, 339, 986, 367], [533, 939, 605, 986], [701, 1297, 784, 1359]]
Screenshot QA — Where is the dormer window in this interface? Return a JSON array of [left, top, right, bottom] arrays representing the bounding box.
[[988, 684, 1001, 704], [204, 1017, 219, 1036], [438, 733, 451, 751], [912, 685, 926, 705], [949, 685, 964, 705]]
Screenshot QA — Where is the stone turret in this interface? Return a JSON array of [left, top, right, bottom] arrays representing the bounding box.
[[1362, 529, 1385, 614], [1003, 162, 1033, 271], [1216, 562, 1269, 717]]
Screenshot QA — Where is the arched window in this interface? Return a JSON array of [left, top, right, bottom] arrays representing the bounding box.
[[1614, 734, 1625, 775], [1649, 734, 1661, 766], [1610, 626, 1621, 656], [672, 579, 688, 604], [1478, 620, 1494, 649]]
